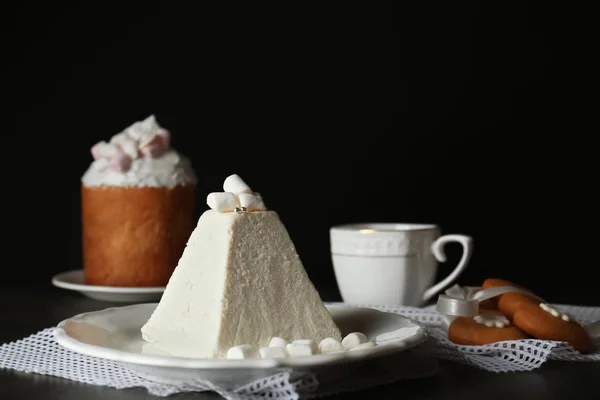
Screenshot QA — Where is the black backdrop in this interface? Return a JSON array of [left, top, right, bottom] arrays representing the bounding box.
[[2, 3, 595, 305]]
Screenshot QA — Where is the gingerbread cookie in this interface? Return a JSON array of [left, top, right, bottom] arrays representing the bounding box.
[[513, 302, 593, 353], [481, 278, 514, 291], [481, 278, 514, 309], [482, 278, 539, 319], [478, 297, 498, 311], [448, 311, 529, 346], [498, 293, 541, 319]]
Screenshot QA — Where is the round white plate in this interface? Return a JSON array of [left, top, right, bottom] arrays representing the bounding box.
[[53, 303, 428, 389], [51, 270, 165, 303]]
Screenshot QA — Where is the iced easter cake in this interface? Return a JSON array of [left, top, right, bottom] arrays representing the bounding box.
[[81, 115, 197, 287]]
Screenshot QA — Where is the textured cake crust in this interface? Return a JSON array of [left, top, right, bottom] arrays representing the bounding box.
[[82, 184, 195, 287]]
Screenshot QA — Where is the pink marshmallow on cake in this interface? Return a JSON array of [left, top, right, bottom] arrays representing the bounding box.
[[89, 115, 174, 170], [108, 151, 133, 172]]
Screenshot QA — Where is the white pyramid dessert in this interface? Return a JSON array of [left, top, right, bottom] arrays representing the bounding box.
[[141, 174, 341, 359]]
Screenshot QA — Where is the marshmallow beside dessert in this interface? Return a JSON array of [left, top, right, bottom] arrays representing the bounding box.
[[81, 115, 196, 287], [341, 332, 369, 350], [141, 174, 342, 359], [318, 337, 345, 354], [225, 333, 375, 359]]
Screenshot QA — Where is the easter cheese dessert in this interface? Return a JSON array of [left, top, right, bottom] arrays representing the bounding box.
[[81, 115, 197, 287], [141, 174, 343, 359]]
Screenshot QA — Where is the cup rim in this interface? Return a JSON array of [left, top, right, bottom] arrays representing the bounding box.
[[330, 223, 439, 233]]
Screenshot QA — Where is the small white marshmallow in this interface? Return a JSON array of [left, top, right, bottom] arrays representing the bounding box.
[[226, 344, 259, 360], [318, 337, 344, 354], [286, 342, 316, 357], [259, 346, 288, 359], [91, 141, 121, 159], [348, 341, 376, 352], [375, 326, 421, 344], [292, 339, 318, 354], [268, 337, 288, 348], [207, 192, 238, 212], [341, 332, 368, 350], [108, 152, 132, 172], [223, 174, 252, 194], [238, 193, 267, 211]]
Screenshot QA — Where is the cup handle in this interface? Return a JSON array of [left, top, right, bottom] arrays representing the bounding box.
[[422, 234, 473, 303]]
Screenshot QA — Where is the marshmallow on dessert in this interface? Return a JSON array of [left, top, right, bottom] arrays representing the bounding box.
[[91, 141, 120, 159], [286, 342, 317, 357], [226, 345, 259, 360], [292, 339, 318, 354], [341, 332, 369, 350], [223, 174, 252, 194], [108, 152, 132, 172], [348, 342, 376, 351], [259, 346, 288, 359], [319, 337, 344, 354], [207, 192, 238, 213], [268, 337, 289, 348], [206, 174, 267, 213], [141, 143, 167, 158], [238, 193, 266, 212]]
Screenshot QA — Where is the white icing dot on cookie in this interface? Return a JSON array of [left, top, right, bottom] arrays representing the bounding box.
[[474, 313, 510, 328], [539, 303, 571, 322]]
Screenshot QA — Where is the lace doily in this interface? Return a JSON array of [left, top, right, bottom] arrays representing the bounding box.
[[353, 302, 600, 372], [0, 327, 435, 399], [1, 303, 598, 398]]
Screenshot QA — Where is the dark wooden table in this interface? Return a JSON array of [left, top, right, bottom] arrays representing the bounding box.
[[1, 284, 599, 399]]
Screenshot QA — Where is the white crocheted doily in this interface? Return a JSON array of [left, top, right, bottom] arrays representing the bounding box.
[[1, 303, 598, 398]]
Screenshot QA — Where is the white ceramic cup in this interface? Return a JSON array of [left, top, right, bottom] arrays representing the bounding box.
[[330, 223, 473, 307]]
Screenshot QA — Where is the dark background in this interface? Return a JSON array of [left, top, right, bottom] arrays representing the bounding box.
[[1, 3, 595, 304]]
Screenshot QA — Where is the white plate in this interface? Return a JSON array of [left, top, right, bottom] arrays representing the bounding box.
[[51, 270, 165, 303], [53, 303, 428, 389]]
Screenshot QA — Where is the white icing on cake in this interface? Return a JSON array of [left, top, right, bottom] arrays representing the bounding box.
[[81, 115, 197, 188], [82, 150, 196, 188]]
